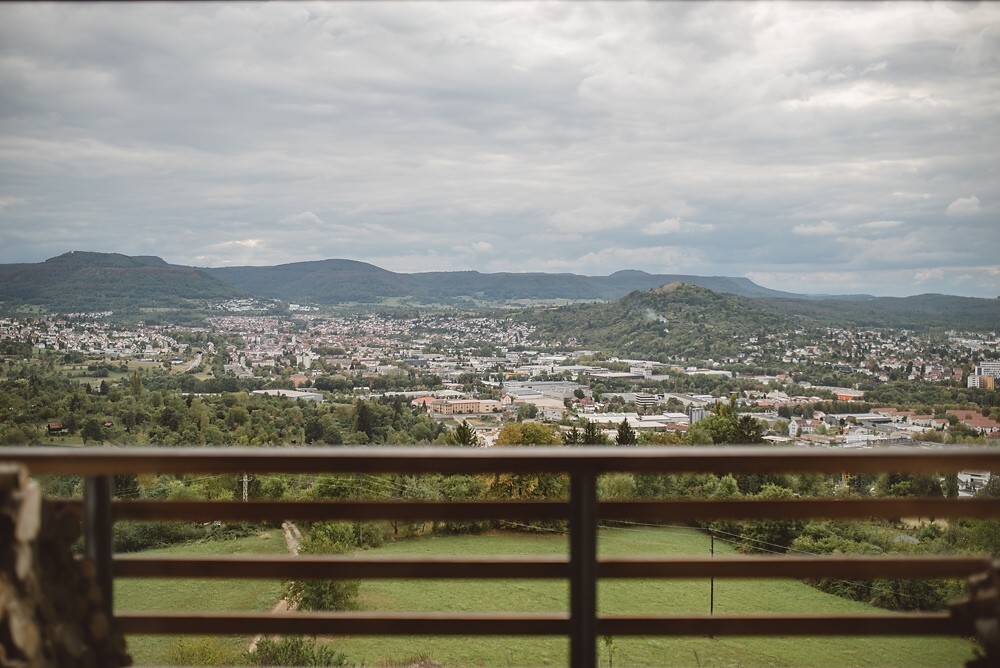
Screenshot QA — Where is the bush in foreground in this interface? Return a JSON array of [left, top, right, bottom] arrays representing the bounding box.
[[246, 636, 347, 666]]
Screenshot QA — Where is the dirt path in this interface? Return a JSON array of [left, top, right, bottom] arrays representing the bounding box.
[[247, 521, 301, 653]]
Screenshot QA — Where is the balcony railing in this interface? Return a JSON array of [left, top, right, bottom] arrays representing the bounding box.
[[3, 445, 1000, 667]]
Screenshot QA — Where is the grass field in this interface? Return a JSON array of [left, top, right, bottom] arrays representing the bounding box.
[[117, 525, 978, 667], [115, 529, 288, 665]]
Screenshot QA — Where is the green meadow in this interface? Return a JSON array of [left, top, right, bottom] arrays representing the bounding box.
[[115, 529, 288, 665], [117, 525, 978, 667]]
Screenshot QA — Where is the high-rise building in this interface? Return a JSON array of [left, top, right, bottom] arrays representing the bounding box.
[[975, 362, 1000, 378]]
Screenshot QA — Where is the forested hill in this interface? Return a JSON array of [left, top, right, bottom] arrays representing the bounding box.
[[202, 260, 799, 303], [0, 251, 244, 312], [522, 282, 792, 358], [520, 282, 1000, 358], [760, 293, 1000, 331]]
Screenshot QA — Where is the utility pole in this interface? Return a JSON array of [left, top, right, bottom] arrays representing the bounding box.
[[710, 529, 715, 617]]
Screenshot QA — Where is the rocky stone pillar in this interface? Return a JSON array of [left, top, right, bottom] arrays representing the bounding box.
[[1, 463, 131, 667]]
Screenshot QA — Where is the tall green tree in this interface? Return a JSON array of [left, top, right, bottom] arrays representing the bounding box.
[[453, 420, 480, 446], [615, 418, 637, 446], [354, 400, 374, 442], [582, 420, 609, 445], [562, 425, 582, 445]]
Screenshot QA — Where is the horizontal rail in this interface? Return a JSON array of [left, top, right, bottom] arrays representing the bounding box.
[[598, 613, 967, 636], [113, 554, 992, 580], [6, 445, 995, 665], [599, 498, 1000, 521], [5, 445, 999, 476], [114, 555, 570, 579], [600, 555, 993, 580], [113, 611, 967, 637], [50, 497, 1000, 522], [113, 500, 568, 522], [116, 611, 570, 636]]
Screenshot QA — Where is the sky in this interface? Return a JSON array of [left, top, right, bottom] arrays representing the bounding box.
[[0, 2, 998, 298]]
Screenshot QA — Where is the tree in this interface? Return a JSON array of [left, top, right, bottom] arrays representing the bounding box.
[[615, 419, 637, 446], [495, 422, 559, 446], [453, 420, 480, 446], [129, 370, 144, 397], [875, 472, 943, 498], [283, 522, 360, 611], [734, 414, 765, 443], [562, 425, 582, 445], [489, 422, 566, 528], [81, 417, 104, 444], [581, 420, 609, 445], [516, 402, 539, 421], [354, 400, 374, 441], [739, 484, 804, 552]]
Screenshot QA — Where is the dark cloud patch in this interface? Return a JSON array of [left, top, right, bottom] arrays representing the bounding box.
[[0, 2, 997, 297]]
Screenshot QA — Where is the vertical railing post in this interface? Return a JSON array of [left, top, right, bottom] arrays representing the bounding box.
[[570, 473, 598, 668], [85, 475, 114, 623]]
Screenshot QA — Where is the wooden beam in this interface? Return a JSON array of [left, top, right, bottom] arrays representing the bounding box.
[[598, 613, 968, 636], [115, 612, 570, 636], [109, 499, 570, 522], [598, 555, 992, 579], [114, 555, 570, 579], [5, 445, 998, 476], [50, 497, 1000, 522], [113, 611, 967, 637], [111, 554, 991, 581], [600, 498, 1000, 521]]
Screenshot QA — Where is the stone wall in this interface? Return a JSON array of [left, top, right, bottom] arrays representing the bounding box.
[[0, 463, 131, 667]]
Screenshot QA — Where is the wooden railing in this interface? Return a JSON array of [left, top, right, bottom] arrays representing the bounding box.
[[4, 445, 1000, 667]]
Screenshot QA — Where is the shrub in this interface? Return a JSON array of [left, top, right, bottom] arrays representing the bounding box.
[[113, 521, 203, 553], [246, 636, 347, 666], [164, 637, 242, 665], [283, 522, 360, 611]]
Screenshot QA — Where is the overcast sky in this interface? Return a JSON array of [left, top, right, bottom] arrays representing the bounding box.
[[1, 2, 998, 297]]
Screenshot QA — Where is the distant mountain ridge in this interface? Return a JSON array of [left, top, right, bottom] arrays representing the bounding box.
[[0, 251, 244, 311], [201, 258, 808, 303], [0, 252, 996, 332]]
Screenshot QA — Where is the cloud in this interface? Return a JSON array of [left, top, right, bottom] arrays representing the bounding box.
[[643, 218, 715, 235], [549, 204, 639, 234], [914, 268, 945, 283], [279, 211, 324, 227], [746, 270, 867, 295], [792, 221, 839, 236], [946, 196, 981, 217], [0, 2, 998, 296], [857, 220, 904, 231]]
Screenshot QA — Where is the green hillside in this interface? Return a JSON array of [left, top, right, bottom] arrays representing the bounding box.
[[0, 251, 245, 312], [523, 282, 791, 358], [763, 293, 1000, 331]]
